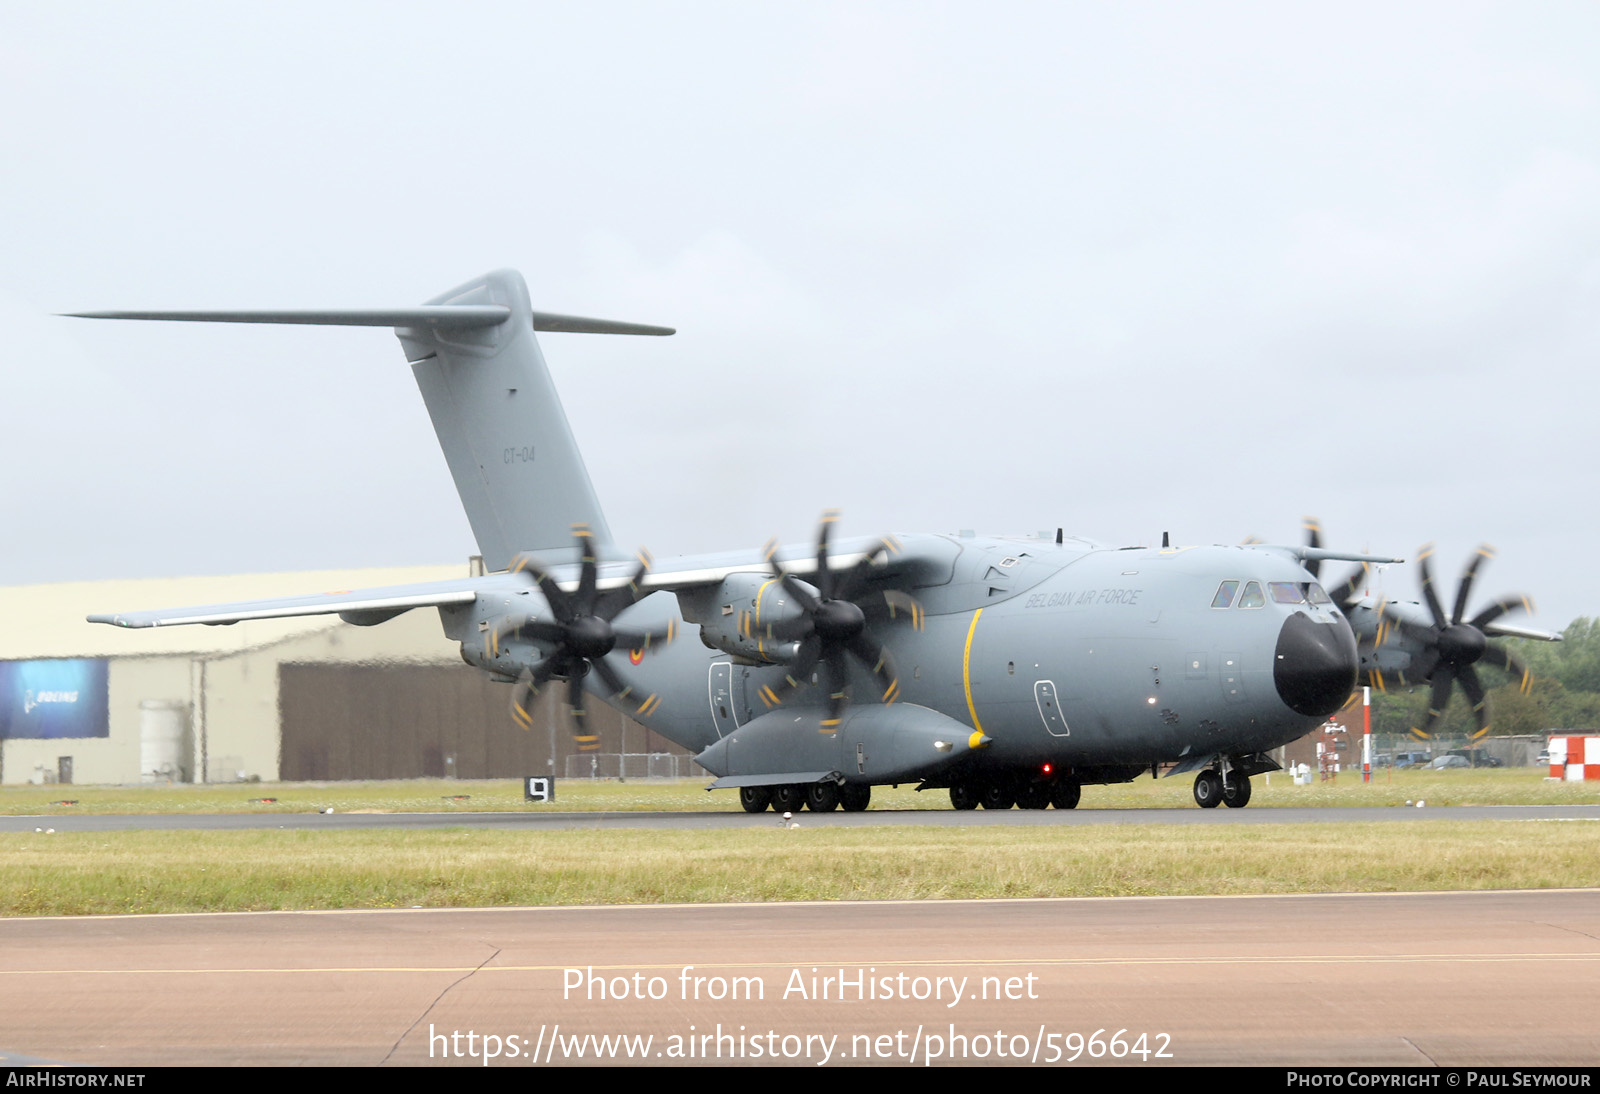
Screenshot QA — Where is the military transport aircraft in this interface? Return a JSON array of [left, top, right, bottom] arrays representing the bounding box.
[[74, 270, 1556, 811]]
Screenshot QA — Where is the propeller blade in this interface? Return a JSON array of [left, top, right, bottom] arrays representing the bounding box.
[[1395, 617, 1441, 649], [510, 553, 576, 624], [1411, 668, 1456, 740], [1457, 664, 1489, 739], [882, 589, 926, 631], [822, 646, 849, 728], [509, 659, 561, 730], [567, 674, 601, 752], [1329, 564, 1368, 615], [590, 655, 631, 701], [1479, 644, 1534, 696], [573, 524, 600, 615], [510, 678, 537, 731], [1452, 545, 1495, 626], [1417, 544, 1448, 630], [611, 618, 680, 654], [848, 632, 901, 703], [1302, 517, 1323, 580], [490, 616, 567, 659], [742, 612, 813, 645], [814, 509, 840, 599], [1468, 595, 1534, 631], [834, 534, 903, 602], [1405, 646, 1441, 688], [594, 548, 654, 620], [775, 571, 822, 614], [755, 633, 822, 710]]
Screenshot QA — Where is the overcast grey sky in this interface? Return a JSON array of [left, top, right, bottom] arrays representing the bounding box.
[[2, 2, 1597, 628]]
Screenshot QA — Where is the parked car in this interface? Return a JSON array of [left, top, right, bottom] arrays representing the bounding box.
[[1394, 752, 1432, 769], [1446, 748, 1502, 768], [1429, 755, 1471, 770]]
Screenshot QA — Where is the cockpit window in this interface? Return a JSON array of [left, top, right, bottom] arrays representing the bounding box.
[[1269, 581, 1305, 604], [1211, 580, 1239, 608], [1238, 581, 1266, 609], [1305, 582, 1332, 605]]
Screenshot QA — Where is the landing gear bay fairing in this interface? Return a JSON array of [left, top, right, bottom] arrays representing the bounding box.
[[76, 271, 1557, 810]]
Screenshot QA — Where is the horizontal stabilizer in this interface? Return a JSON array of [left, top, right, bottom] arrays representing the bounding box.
[[63, 307, 673, 336], [530, 312, 675, 336]]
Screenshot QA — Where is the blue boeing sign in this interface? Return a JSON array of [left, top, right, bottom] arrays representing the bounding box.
[[0, 659, 110, 739]]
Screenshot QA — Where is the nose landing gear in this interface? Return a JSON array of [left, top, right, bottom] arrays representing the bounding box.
[[1193, 767, 1252, 808]]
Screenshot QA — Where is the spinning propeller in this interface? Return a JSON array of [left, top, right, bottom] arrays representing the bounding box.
[[1389, 544, 1535, 741], [487, 525, 677, 751], [1302, 520, 1536, 742], [743, 511, 924, 730]]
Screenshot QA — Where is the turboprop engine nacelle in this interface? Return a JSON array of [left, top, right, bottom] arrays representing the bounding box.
[[680, 571, 810, 664]]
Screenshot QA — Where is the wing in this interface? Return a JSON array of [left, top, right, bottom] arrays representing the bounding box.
[[88, 575, 492, 628], [85, 535, 930, 630]]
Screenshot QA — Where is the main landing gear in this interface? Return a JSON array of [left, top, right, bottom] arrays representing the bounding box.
[[1192, 768, 1252, 809], [741, 783, 871, 813], [947, 776, 1081, 810]]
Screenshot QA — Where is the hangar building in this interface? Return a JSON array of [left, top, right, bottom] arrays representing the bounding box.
[[0, 565, 680, 785]]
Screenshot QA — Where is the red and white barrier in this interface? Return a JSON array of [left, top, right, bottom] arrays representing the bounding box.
[[1548, 736, 1600, 781]]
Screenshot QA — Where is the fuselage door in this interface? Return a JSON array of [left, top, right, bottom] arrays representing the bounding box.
[[708, 662, 738, 738], [1034, 679, 1070, 737]]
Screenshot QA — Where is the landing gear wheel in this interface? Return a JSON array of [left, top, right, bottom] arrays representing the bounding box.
[[949, 783, 979, 811], [772, 784, 806, 812], [739, 786, 772, 813], [1015, 782, 1051, 810], [839, 784, 871, 812], [1193, 769, 1224, 809], [979, 782, 1016, 810], [1221, 774, 1252, 809], [1050, 778, 1081, 810], [806, 782, 841, 812]]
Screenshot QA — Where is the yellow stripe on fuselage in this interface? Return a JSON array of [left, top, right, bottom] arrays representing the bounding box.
[[963, 608, 984, 734]]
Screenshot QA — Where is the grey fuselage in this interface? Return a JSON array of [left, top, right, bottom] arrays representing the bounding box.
[[446, 533, 1354, 785]]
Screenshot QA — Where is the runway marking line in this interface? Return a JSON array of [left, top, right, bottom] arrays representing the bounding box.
[[3, 952, 1598, 977], [2, 887, 1597, 923]]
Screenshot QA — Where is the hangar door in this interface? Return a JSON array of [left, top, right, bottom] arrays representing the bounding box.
[[278, 663, 670, 781]]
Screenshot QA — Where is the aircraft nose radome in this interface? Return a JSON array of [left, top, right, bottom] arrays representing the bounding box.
[[1273, 612, 1358, 718]]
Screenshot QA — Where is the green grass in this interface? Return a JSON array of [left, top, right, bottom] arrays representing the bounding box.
[[4, 772, 1592, 917], [1, 767, 1594, 815], [2, 822, 1596, 916]]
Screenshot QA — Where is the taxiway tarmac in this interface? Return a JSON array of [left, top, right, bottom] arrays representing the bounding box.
[[1, 890, 1597, 1067], [4, 803, 1600, 832]]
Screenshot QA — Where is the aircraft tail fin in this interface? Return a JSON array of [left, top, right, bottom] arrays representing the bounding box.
[[396, 269, 663, 570], [68, 269, 673, 571]]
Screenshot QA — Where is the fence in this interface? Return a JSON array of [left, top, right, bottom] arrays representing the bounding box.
[[562, 752, 707, 779]]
